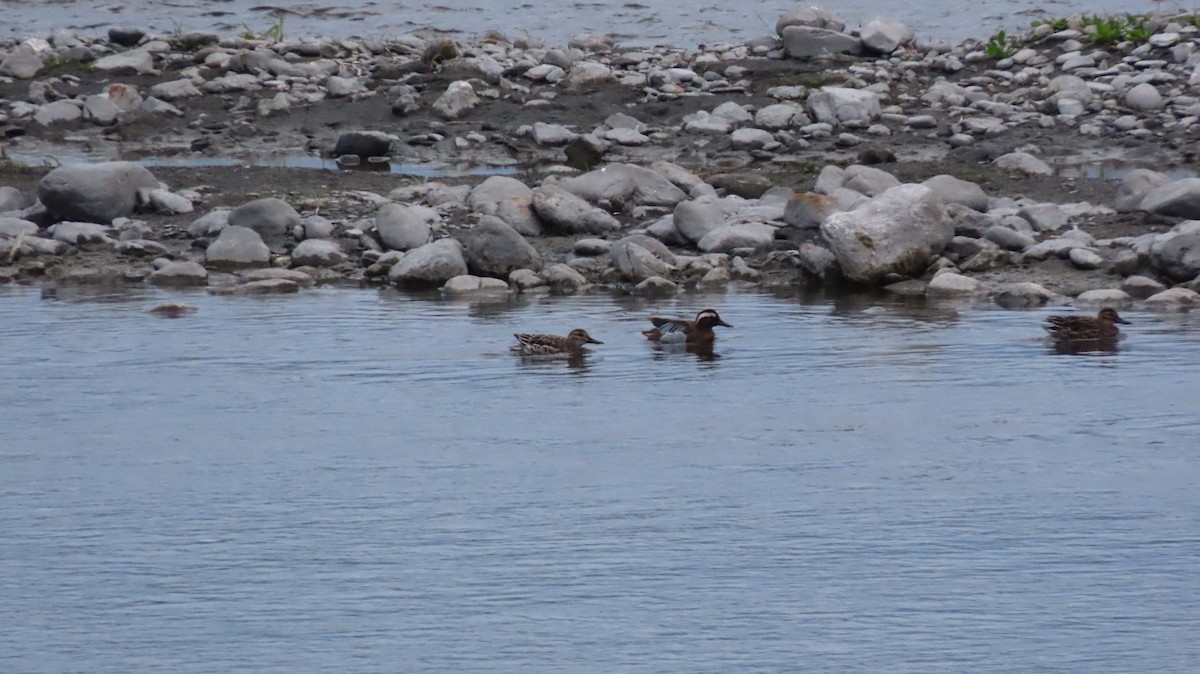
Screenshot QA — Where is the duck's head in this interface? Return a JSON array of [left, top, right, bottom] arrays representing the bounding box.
[[567, 328, 603, 345], [1098, 308, 1130, 325], [695, 309, 732, 329]]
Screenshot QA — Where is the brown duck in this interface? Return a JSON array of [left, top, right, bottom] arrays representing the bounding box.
[[1044, 308, 1130, 342], [642, 309, 732, 345], [510, 328, 603, 356]]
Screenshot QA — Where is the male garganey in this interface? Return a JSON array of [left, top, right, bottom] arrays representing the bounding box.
[[642, 308, 732, 345], [510, 328, 603, 356]]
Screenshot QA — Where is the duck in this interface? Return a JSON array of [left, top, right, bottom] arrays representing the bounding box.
[[642, 308, 732, 345], [510, 328, 603, 356], [1043, 307, 1130, 342]]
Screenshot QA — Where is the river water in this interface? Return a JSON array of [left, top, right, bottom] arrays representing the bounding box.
[[0, 0, 1174, 46], [1, 285, 1198, 672]]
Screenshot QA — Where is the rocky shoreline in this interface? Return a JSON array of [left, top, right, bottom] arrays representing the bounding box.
[[2, 6, 1200, 310]]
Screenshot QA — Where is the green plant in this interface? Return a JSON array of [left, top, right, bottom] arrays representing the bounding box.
[[239, 14, 286, 42], [985, 30, 1018, 59]]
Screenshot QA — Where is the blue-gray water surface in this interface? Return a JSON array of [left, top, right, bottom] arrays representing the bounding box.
[[1, 286, 1199, 673]]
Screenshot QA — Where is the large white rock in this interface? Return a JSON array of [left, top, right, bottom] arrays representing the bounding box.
[[994, 151, 1053, 175], [781, 26, 863, 59], [149, 260, 208, 286], [564, 61, 615, 89], [94, 49, 155, 74], [820, 184, 953, 283], [610, 238, 676, 281], [860, 18, 913, 53], [1115, 169, 1171, 212], [432, 80, 479, 120], [672, 196, 729, 245], [1139, 179, 1200, 218], [51, 221, 113, 245], [290, 239, 348, 267], [922, 175, 988, 211], [926, 271, 982, 296], [468, 176, 532, 214], [205, 225, 270, 267], [776, 6, 845, 34], [38, 161, 160, 224], [697, 223, 776, 254], [228, 197, 301, 245], [34, 100, 82, 125], [375, 202, 436, 251], [1125, 83, 1164, 111], [842, 165, 900, 197], [557, 163, 688, 208], [530, 184, 621, 234], [388, 238, 468, 287], [0, 42, 44, 79], [1149, 231, 1200, 281], [807, 87, 880, 125]]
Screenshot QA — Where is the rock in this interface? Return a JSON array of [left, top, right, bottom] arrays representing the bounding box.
[[563, 61, 615, 89], [205, 226, 271, 268], [494, 196, 544, 237], [432, 80, 479, 120], [508, 268, 545, 291], [776, 5, 844, 33], [568, 33, 615, 53], [842, 165, 900, 197], [820, 184, 952, 284], [926, 271, 981, 296], [51, 221, 112, 245], [1023, 238, 1077, 261], [1068, 247, 1105, 270], [460, 216, 541, 277], [1121, 275, 1166, 298], [0, 187, 29, 212], [610, 238, 675, 281], [860, 18, 913, 53], [542, 262, 589, 293], [188, 209, 230, 237], [797, 242, 840, 281], [557, 163, 688, 208], [1, 42, 45, 79], [530, 184, 621, 234], [730, 128, 777, 150], [149, 260, 208, 286], [1150, 232, 1200, 281], [1115, 169, 1171, 212], [38, 161, 160, 224], [149, 79, 201, 100], [1145, 287, 1200, 308], [325, 75, 366, 97], [469, 176, 532, 214], [375, 203, 436, 251], [1018, 203, 1069, 232], [651, 161, 705, 192], [1111, 249, 1143, 277], [290, 239, 348, 267], [213, 279, 300, 295], [1075, 288, 1132, 306], [531, 122, 578, 145], [783, 192, 841, 229], [93, 49, 154, 74], [697, 223, 776, 254], [922, 175, 987, 211], [301, 215, 335, 240], [1139, 179, 1200, 218], [756, 103, 806, 129], [632, 276, 678, 295], [108, 27, 145, 47], [442, 274, 510, 295], [241, 268, 315, 286], [34, 100, 83, 125], [228, 197, 300, 246], [781, 26, 863, 59], [807, 87, 880, 125], [994, 151, 1053, 175], [1125, 83, 1164, 111], [984, 225, 1035, 251], [333, 131, 395, 158], [0, 217, 38, 237], [574, 238, 611, 256], [673, 196, 728, 244], [146, 188, 193, 215], [563, 134, 608, 170], [994, 282, 1054, 307], [388, 238, 468, 287], [709, 173, 773, 199]]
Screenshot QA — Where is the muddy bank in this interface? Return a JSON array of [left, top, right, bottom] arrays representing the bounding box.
[[2, 8, 1200, 311]]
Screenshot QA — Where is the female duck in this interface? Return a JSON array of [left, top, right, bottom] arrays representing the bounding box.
[[1044, 307, 1130, 343], [510, 328, 603, 356], [642, 308, 732, 345]]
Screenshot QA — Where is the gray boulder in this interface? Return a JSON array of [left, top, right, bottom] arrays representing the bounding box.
[[149, 260, 208, 287], [205, 226, 271, 268], [333, 131, 395, 158], [994, 282, 1054, 307], [807, 87, 880, 125], [432, 81, 479, 120], [375, 203, 435, 251], [557, 164, 688, 208], [35, 100, 83, 126], [0, 187, 31, 212], [1115, 169, 1171, 212], [468, 176, 532, 214], [228, 197, 301, 246], [460, 216, 542, 277], [1150, 232, 1200, 282], [820, 184, 952, 284], [94, 49, 154, 74], [388, 238, 469, 287], [842, 165, 900, 197], [673, 196, 728, 244], [860, 18, 914, 53], [697, 223, 776, 254], [51, 221, 113, 245], [38, 161, 160, 224], [783, 193, 842, 229], [542, 263, 589, 293], [0, 216, 38, 237], [494, 196, 544, 237], [610, 238, 676, 281], [994, 151, 1053, 175], [1139, 179, 1200, 218], [291, 239, 348, 267], [922, 175, 988, 211], [531, 184, 621, 234], [781, 26, 863, 59], [0, 42, 44, 79], [188, 209, 230, 237]]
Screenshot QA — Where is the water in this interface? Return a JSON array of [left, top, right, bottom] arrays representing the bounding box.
[[1, 285, 1198, 672], [0, 0, 1178, 46]]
